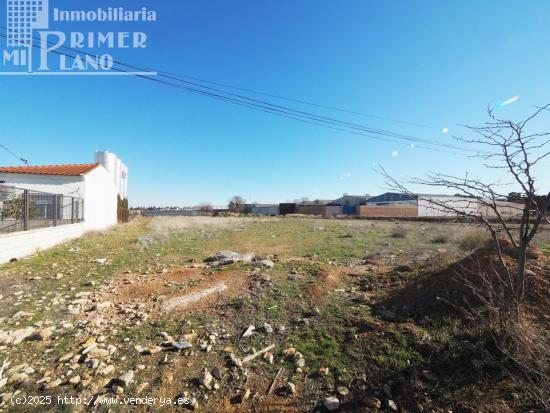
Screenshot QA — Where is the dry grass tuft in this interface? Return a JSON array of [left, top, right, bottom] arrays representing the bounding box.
[[456, 227, 491, 251], [431, 231, 449, 244], [390, 225, 408, 239]]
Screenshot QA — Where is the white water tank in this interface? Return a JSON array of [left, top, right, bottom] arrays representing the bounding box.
[[95, 150, 128, 199], [95, 151, 117, 185]]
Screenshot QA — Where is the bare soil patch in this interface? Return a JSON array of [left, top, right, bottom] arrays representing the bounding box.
[[110, 266, 252, 317], [379, 240, 550, 320]]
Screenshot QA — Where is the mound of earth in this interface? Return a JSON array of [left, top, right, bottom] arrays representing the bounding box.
[[377, 239, 550, 320]]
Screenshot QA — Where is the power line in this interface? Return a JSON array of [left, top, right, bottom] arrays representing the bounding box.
[[0, 26, 443, 133], [0, 143, 28, 164], [152, 72, 443, 131], [0, 32, 478, 155]]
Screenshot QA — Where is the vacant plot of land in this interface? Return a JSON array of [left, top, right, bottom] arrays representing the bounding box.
[[0, 217, 548, 412]]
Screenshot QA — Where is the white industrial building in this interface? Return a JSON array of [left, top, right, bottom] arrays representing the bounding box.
[[249, 204, 280, 216], [0, 151, 128, 263], [361, 192, 523, 218]]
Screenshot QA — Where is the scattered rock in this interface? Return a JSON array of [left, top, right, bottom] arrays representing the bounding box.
[[136, 382, 149, 394], [263, 322, 273, 334], [212, 367, 223, 380], [281, 382, 296, 395], [116, 370, 134, 387], [161, 372, 174, 384], [239, 389, 251, 403], [204, 251, 255, 266], [58, 352, 74, 362], [263, 352, 274, 364], [0, 327, 37, 346], [81, 342, 97, 355], [254, 259, 274, 268], [324, 396, 340, 411], [337, 386, 349, 396], [8, 372, 29, 384], [44, 378, 62, 389], [283, 347, 296, 357], [170, 341, 193, 351], [199, 368, 213, 388], [229, 353, 243, 368], [68, 375, 81, 385], [36, 327, 55, 341], [98, 365, 115, 376], [388, 399, 398, 411], [241, 325, 255, 338]]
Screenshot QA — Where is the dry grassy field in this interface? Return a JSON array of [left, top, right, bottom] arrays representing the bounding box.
[[0, 217, 548, 412]]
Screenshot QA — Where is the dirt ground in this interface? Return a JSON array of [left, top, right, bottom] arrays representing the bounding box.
[[0, 216, 548, 412]]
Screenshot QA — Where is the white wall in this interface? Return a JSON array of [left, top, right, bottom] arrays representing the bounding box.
[[83, 166, 118, 230], [418, 197, 480, 217], [0, 165, 118, 231], [0, 172, 84, 198], [0, 223, 87, 264]]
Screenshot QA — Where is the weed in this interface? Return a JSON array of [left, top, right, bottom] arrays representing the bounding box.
[[391, 226, 408, 238], [456, 227, 490, 251]]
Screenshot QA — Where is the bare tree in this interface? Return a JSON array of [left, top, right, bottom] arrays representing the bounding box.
[[228, 195, 246, 213], [382, 105, 550, 324], [196, 202, 213, 214], [382, 105, 550, 408]]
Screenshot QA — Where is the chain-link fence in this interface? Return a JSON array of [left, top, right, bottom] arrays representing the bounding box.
[[0, 185, 84, 233]]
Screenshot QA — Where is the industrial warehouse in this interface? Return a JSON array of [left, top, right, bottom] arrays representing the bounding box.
[[138, 192, 524, 219]]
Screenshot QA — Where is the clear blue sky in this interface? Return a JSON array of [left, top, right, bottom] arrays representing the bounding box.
[[1, 0, 549, 206]]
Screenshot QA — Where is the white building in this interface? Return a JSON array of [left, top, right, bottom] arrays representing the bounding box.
[[250, 204, 280, 216], [0, 151, 128, 263], [418, 195, 522, 218], [418, 195, 479, 217]]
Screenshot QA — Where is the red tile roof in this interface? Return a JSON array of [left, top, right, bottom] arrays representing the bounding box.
[[0, 163, 100, 176]]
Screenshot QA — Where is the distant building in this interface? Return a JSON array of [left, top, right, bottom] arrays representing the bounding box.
[[357, 192, 523, 218], [250, 204, 280, 216], [279, 203, 297, 215], [0, 150, 127, 230], [366, 192, 417, 206], [296, 199, 342, 216], [330, 194, 372, 207], [0, 150, 128, 264]]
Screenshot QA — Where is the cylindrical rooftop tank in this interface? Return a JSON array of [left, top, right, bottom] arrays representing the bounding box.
[[95, 151, 117, 181]]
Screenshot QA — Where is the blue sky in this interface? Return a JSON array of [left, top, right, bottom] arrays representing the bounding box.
[[1, 0, 549, 206]]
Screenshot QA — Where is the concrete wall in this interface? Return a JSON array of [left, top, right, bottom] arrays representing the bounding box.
[[479, 201, 524, 218], [357, 205, 418, 217], [418, 197, 478, 217], [418, 197, 523, 218], [296, 205, 342, 216], [250, 205, 280, 215], [0, 223, 87, 264]]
